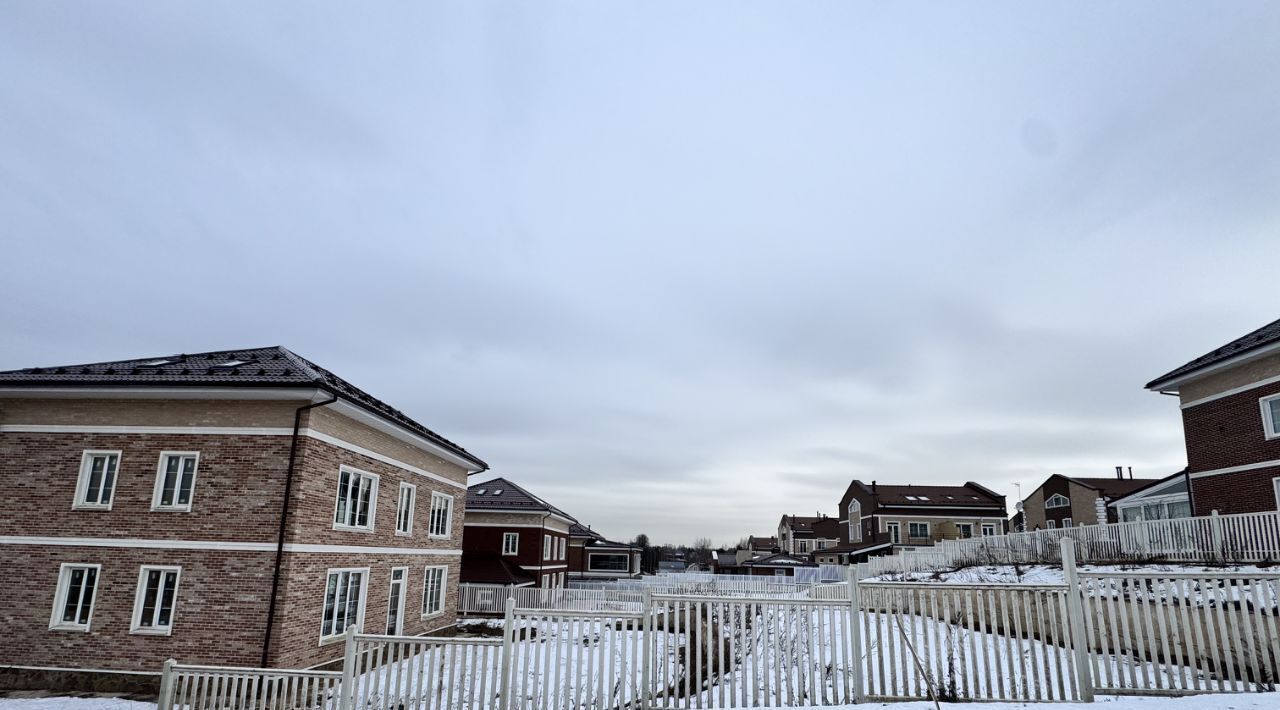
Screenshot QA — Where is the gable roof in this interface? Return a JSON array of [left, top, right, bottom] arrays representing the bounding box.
[[1025, 473, 1159, 506], [466, 477, 576, 521], [747, 535, 778, 549], [0, 346, 487, 471], [1106, 470, 1190, 508], [743, 552, 817, 568], [780, 515, 828, 533], [1146, 316, 1280, 390], [847, 480, 1005, 508]]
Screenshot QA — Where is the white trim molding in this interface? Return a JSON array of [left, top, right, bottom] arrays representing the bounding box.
[[1188, 459, 1280, 480], [1179, 373, 1280, 409], [0, 535, 461, 556]]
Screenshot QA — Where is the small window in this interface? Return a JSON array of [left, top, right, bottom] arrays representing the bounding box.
[[333, 467, 378, 531], [908, 522, 929, 539], [502, 532, 519, 555], [956, 523, 974, 539], [1046, 494, 1070, 509], [423, 566, 446, 617], [1063, 517, 1073, 528], [152, 453, 199, 511], [1046, 520, 1057, 529], [428, 493, 453, 538], [981, 524, 997, 537], [50, 563, 100, 631], [320, 569, 366, 640], [74, 451, 120, 509], [396, 483, 416, 536], [543, 535, 552, 561], [559, 537, 566, 560], [132, 566, 181, 635], [1261, 394, 1280, 439]]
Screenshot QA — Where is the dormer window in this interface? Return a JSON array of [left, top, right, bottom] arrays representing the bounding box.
[[1046, 493, 1070, 509]]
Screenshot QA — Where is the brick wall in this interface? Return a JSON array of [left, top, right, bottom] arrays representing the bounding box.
[[1191, 466, 1280, 515], [1181, 382, 1280, 474]]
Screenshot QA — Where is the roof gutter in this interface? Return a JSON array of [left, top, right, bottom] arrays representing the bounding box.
[[261, 390, 338, 667]]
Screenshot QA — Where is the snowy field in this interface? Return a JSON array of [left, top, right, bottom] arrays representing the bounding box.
[[862, 564, 1273, 585]]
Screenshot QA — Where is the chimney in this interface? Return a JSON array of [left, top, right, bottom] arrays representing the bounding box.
[[1115, 465, 1123, 480], [872, 480, 877, 492], [1128, 466, 1133, 479]]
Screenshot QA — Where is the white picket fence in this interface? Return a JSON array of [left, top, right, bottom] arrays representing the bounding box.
[[860, 510, 1280, 578], [460, 584, 645, 615], [159, 540, 1280, 710]]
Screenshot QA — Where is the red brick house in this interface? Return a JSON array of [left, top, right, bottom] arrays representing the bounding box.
[[567, 523, 641, 581], [776, 514, 836, 556], [815, 480, 1006, 564], [0, 348, 487, 690], [460, 478, 573, 589], [1147, 317, 1280, 514]]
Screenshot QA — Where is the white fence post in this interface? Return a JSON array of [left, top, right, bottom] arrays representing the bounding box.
[[641, 589, 654, 710], [1210, 510, 1224, 561], [157, 658, 176, 710], [500, 596, 516, 710], [847, 565, 865, 703], [1060, 538, 1095, 702], [338, 625, 357, 710]]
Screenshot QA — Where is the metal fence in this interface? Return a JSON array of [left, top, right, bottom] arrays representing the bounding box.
[[160, 539, 1280, 710]]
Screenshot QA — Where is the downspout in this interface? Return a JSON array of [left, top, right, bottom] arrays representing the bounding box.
[[261, 391, 338, 667]]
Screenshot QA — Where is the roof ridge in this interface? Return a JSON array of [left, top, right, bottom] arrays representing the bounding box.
[[273, 347, 326, 383]]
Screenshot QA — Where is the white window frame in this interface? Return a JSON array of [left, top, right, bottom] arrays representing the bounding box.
[[1260, 393, 1280, 439], [559, 537, 566, 561], [1046, 494, 1070, 509], [1063, 517, 1073, 528], [49, 563, 101, 632], [396, 483, 416, 537], [1046, 520, 1057, 529], [981, 523, 997, 537], [908, 522, 930, 539], [543, 535, 552, 561], [73, 451, 121, 510], [1274, 476, 1280, 510], [427, 492, 453, 539], [956, 523, 974, 539], [502, 532, 519, 556], [588, 552, 631, 573], [386, 567, 408, 635], [319, 567, 368, 643], [332, 466, 379, 533], [131, 565, 182, 635], [796, 539, 810, 554], [422, 565, 447, 618], [151, 452, 200, 512], [885, 521, 901, 544], [848, 501, 862, 542]]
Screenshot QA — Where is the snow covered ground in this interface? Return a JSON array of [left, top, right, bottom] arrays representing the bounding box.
[[3, 690, 1279, 710], [863, 564, 1273, 585]]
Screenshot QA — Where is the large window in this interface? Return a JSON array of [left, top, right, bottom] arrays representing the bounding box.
[[848, 501, 862, 542], [796, 539, 810, 554], [50, 563, 100, 631], [132, 566, 181, 635], [152, 453, 199, 511], [428, 493, 453, 538], [74, 451, 120, 509], [396, 483, 416, 536], [886, 521, 901, 544], [333, 467, 378, 531], [423, 566, 446, 617], [956, 523, 974, 539], [543, 535, 552, 560], [1118, 498, 1192, 523], [1046, 494, 1070, 509], [981, 523, 997, 537], [1261, 394, 1280, 439], [589, 553, 630, 572], [908, 522, 929, 540], [502, 532, 519, 555], [320, 569, 367, 640]]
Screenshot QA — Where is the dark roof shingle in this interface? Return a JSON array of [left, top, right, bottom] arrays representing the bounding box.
[[1147, 316, 1280, 389], [466, 477, 576, 521]]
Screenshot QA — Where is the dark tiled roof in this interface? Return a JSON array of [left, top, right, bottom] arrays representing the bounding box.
[[743, 553, 816, 568], [782, 515, 829, 533], [747, 535, 778, 549], [460, 552, 536, 586], [1147, 316, 1280, 389], [1069, 476, 1161, 499], [569, 522, 635, 549], [466, 477, 576, 521], [860, 482, 1004, 507], [812, 518, 842, 538], [0, 346, 486, 470]]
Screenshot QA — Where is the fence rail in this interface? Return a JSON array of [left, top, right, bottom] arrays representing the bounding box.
[[159, 661, 342, 710]]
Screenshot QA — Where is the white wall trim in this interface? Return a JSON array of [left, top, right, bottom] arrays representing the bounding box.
[[463, 522, 550, 529], [0, 664, 160, 676], [301, 429, 467, 490], [1179, 372, 1280, 409], [1188, 459, 1280, 479], [1150, 340, 1280, 393], [0, 535, 462, 556]]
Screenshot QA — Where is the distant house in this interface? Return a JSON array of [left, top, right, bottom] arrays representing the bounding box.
[[461, 478, 573, 589], [657, 560, 686, 573], [738, 553, 816, 577], [1146, 317, 1280, 514], [567, 523, 641, 581], [0, 347, 487, 689], [816, 480, 1007, 564], [1020, 471, 1156, 530], [1106, 470, 1192, 523], [746, 535, 779, 554], [777, 514, 835, 556]]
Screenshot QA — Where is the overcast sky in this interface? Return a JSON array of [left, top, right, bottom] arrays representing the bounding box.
[[2, 2, 1279, 545]]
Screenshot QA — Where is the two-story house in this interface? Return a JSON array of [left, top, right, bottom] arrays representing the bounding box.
[[1020, 470, 1158, 529], [566, 523, 641, 581], [816, 480, 1007, 564], [0, 348, 486, 691], [776, 514, 834, 556], [460, 478, 573, 589], [1147, 316, 1280, 514]]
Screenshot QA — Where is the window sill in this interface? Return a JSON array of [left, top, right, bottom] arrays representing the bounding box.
[[395, 531, 413, 538], [49, 624, 91, 633], [427, 534, 451, 540], [130, 627, 174, 636], [150, 506, 193, 513], [71, 504, 112, 512], [332, 524, 375, 534], [421, 610, 444, 620]]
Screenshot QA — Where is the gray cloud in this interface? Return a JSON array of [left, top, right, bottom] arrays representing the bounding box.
[[3, 1, 1279, 545]]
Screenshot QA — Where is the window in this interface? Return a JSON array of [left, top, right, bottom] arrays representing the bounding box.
[[559, 538, 566, 560], [543, 535, 553, 560], [956, 523, 974, 539], [422, 566, 446, 617], [908, 522, 929, 539], [74, 451, 120, 509], [1119, 499, 1193, 522], [502, 532, 519, 555], [1260, 394, 1280, 439], [386, 568, 407, 635], [588, 553, 630, 572], [1062, 517, 1073, 528], [886, 522, 901, 544], [1046, 494, 1070, 509], [132, 566, 181, 635], [848, 501, 862, 542], [428, 493, 453, 538], [1046, 520, 1057, 529], [981, 524, 997, 537], [396, 483, 416, 536], [50, 563, 100, 631], [320, 569, 367, 640], [1121, 506, 1142, 522], [333, 467, 378, 531], [152, 453, 199, 511], [796, 539, 810, 554]]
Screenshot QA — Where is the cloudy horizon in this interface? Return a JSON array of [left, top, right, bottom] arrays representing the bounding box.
[[3, 2, 1279, 545]]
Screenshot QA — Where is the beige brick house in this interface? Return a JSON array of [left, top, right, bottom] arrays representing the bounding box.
[[0, 347, 487, 691]]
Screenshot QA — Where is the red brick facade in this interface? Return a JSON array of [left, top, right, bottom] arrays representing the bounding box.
[[1180, 382, 1280, 514], [461, 519, 568, 587], [0, 396, 475, 685]]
